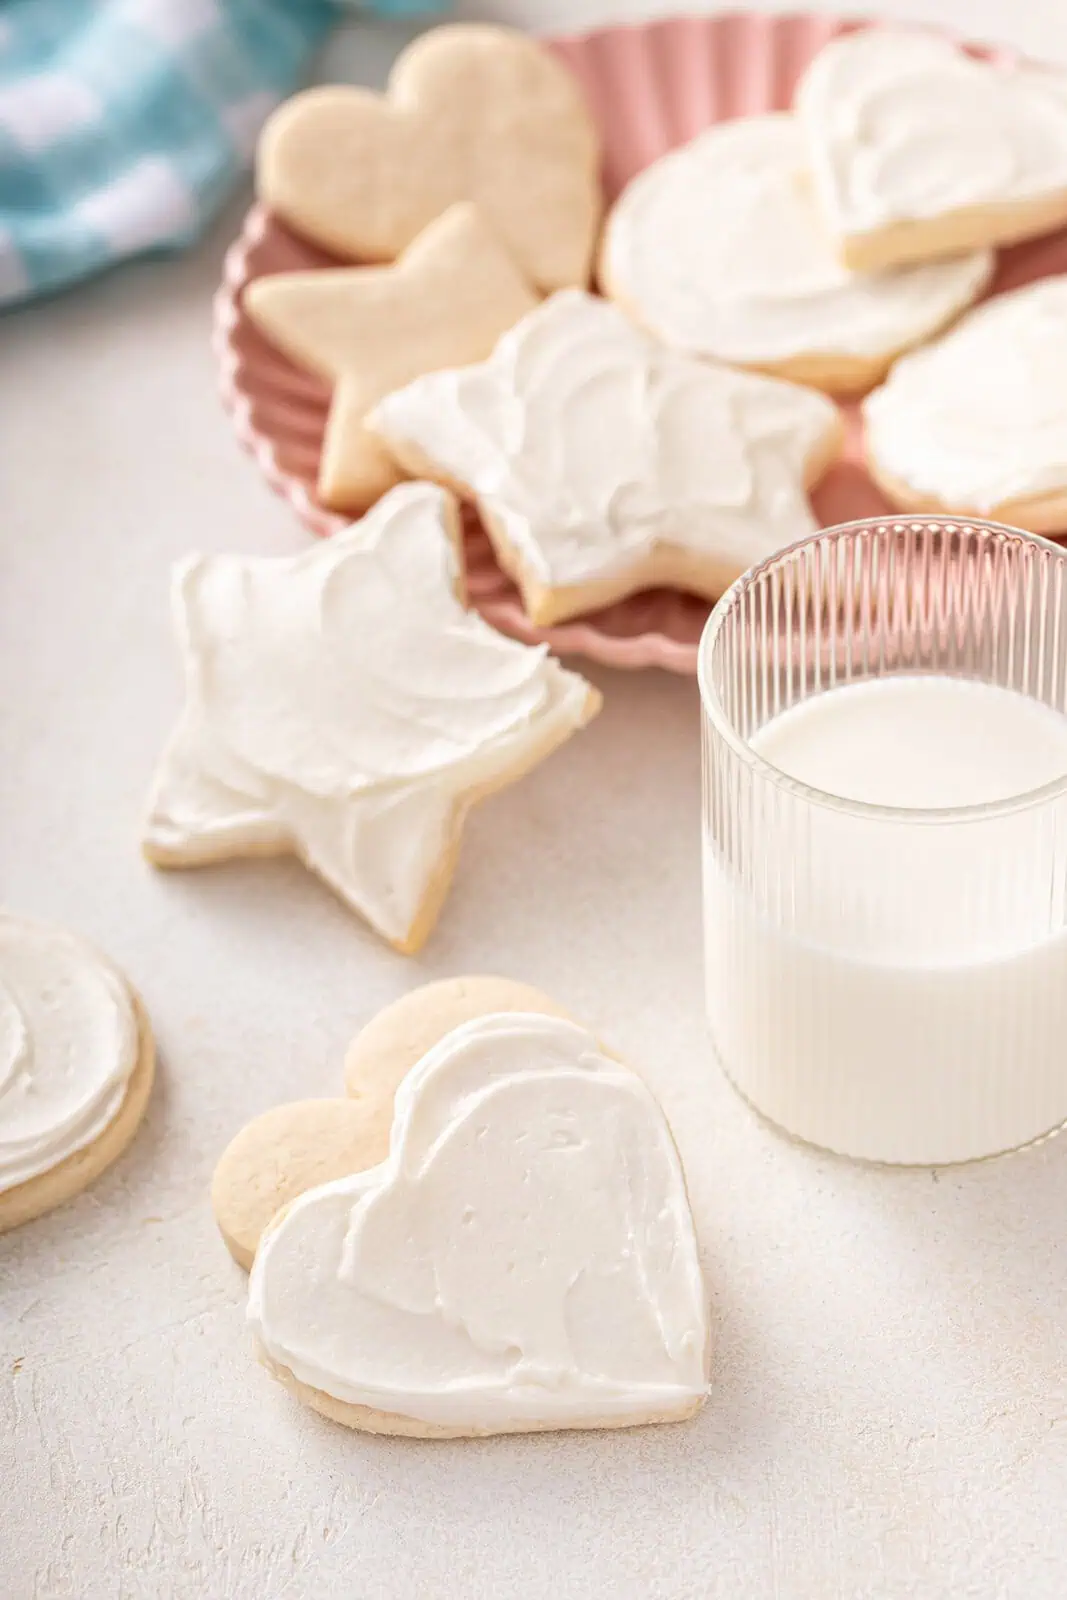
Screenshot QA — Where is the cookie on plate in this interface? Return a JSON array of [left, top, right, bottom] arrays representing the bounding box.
[[0, 915, 154, 1234], [243, 203, 538, 513], [370, 289, 843, 626], [796, 28, 1067, 273], [141, 482, 600, 954], [257, 24, 600, 293], [599, 113, 993, 395], [863, 276, 1067, 532], [213, 977, 710, 1438]]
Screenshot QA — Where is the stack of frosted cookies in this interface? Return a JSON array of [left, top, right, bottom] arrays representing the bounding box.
[[601, 26, 1067, 537]]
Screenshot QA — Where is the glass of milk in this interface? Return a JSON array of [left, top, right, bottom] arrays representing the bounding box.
[[699, 516, 1067, 1164]]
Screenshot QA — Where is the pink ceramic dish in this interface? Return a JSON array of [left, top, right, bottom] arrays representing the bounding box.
[[214, 11, 1067, 675]]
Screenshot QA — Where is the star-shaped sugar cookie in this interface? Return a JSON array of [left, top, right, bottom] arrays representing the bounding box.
[[370, 290, 843, 625], [243, 203, 539, 513], [142, 483, 599, 953]]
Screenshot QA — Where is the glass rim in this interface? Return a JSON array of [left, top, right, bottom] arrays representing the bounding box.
[[697, 514, 1067, 827]]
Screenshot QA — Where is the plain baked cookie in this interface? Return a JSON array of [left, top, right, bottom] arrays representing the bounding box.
[[0, 914, 154, 1234], [370, 289, 843, 626], [796, 28, 1067, 273], [213, 978, 710, 1439], [863, 276, 1067, 533], [141, 482, 600, 955], [243, 203, 538, 513], [257, 24, 601, 293], [598, 113, 993, 395]]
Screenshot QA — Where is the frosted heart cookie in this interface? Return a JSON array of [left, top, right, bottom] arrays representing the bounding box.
[[257, 24, 600, 293], [0, 915, 154, 1234], [244, 203, 538, 513], [141, 482, 600, 954], [796, 28, 1067, 272], [599, 113, 993, 395], [370, 289, 843, 624], [863, 276, 1067, 532], [212, 978, 710, 1438]]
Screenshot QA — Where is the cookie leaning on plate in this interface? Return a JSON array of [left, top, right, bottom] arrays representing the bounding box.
[[213, 978, 710, 1439], [370, 289, 843, 626], [863, 276, 1067, 533], [243, 203, 538, 514], [599, 112, 993, 396], [257, 23, 601, 293], [796, 28, 1067, 273], [141, 482, 600, 954], [0, 915, 154, 1234]]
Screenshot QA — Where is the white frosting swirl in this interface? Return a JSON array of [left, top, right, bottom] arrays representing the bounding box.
[[371, 290, 841, 588], [796, 29, 1067, 236], [601, 114, 992, 366], [248, 1013, 709, 1431], [143, 483, 594, 943], [864, 276, 1067, 512], [0, 916, 139, 1192]]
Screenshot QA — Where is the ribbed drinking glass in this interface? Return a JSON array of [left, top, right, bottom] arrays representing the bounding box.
[[699, 516, 1067, 1163]]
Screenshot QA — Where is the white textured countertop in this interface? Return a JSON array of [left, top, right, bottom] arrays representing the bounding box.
[[3, 4, 1067, 1597]]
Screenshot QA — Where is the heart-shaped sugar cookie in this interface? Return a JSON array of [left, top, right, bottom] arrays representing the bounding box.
[[796, 28, 1067, 271], [257, 24, 601, 293], [213, 977, 709, 1438]]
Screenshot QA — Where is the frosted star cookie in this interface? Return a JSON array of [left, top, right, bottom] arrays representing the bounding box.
[[0, 915, 154, 1234], [141, 483, 600, 954], [257, 24, 600, 293], [370, 289, 843, 624], [796, 29, 1067, 272], [243, 203, 538, 513], [212, 978, 710, 1438], [863, 276, 1067, 532], [599, 113, 993, 395]]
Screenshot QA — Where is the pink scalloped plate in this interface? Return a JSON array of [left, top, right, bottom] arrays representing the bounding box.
[[214, 12, 1067, 675]]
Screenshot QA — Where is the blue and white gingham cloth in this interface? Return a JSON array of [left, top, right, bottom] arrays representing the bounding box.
[[0, 0, 449, 306]]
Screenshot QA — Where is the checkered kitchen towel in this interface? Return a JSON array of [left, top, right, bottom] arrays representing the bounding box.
[[0, 0, 449, 307]]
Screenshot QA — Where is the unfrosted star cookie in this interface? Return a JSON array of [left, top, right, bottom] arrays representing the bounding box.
[[863, 276, 1067, 532], [257, 24, 600, 293], [243, 203, 538, 513], [212, 978, 710, 1439], [599, 113, 993, 394], [0, 915, 154, 1234], [796, 28, 1067, 272], [369, 289, 843, 625], [141, 483, 600, 954]]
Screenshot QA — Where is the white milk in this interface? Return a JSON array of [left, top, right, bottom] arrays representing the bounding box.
[[704, 674, 1067, 1163]]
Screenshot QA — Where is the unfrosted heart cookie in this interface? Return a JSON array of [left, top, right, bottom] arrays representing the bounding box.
[[370, 289, 843, 624], [244, 203, 538, 513], [599, 113, 992, 395], [257, 24, 600, 294], [212, 978, 710, 1438], [0, 915, 154, 1233], [863, 276, 1067, 532], [796, 28, 1067, 272], [141, 482, 600, 954]]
